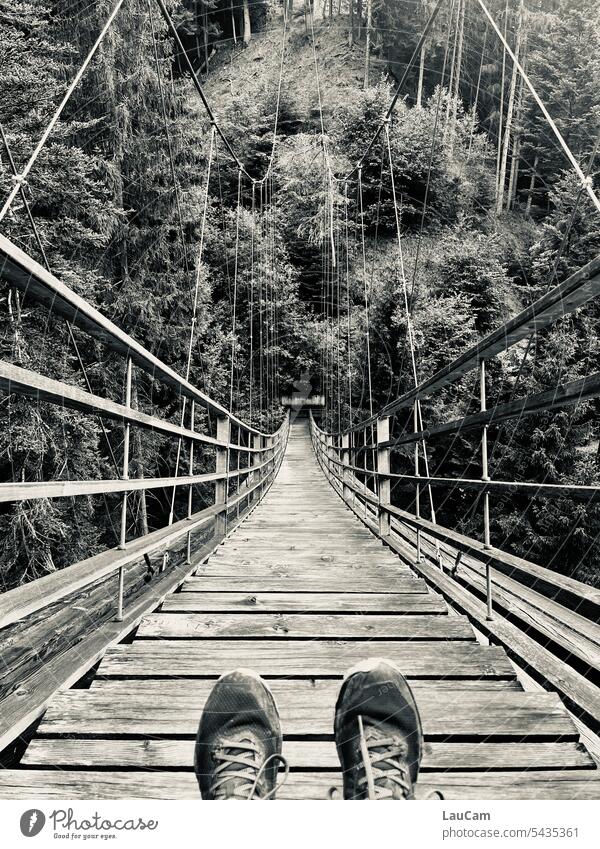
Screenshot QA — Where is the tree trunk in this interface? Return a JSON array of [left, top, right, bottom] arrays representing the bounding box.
[[243, 0, 251, 45], [416, 43, 426, 108], [304, 0, 313, 33], [444, 0, 460, 138], [525, 153, 538, 217], [496, 0, 524, 216], [364, 0, 372, 90], [349, 0, 354, 46], [448, 0, 465, 153], [230, 0, 237, 43], [357, 0, 362, 38], [203, 11, 209, 70], [507, 40, 527, 210], [495, 0, 510, 205], [468, 23, 488, 158]]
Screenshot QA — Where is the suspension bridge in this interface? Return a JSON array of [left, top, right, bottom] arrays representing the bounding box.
[[0, 0, 599, 800]]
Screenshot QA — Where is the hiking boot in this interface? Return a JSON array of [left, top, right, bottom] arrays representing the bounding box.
[[334, 658, 423, 800], [195, 669, 287, 800]]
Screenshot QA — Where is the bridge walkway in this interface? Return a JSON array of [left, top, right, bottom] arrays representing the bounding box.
[[0, 418, 598, 799]]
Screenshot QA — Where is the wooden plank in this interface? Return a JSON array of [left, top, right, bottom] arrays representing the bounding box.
[[135, 612, 475, 640], [160, 592, 448, 614], [97, 639, 516, 678], [0, 769, 598, 800], [181, 576, 428, 592], [92, 678, 522, 692], [0, 361, 227, 450], [22, 738, 593, 771], [205, 555, 404, 569], [214, 540, 384, 564], [35, 684, 571, 737], [196, 563, 413, 579]]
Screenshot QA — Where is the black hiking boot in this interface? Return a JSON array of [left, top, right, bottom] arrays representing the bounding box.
[[334, 658, 424, 800], [195, 669, 287, 800]]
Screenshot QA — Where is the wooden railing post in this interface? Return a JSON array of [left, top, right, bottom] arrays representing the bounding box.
[[341, 433, 350, 502], [414, 402, 422, 564], [480, 358, 493, 620], [185, 400, 195, 565], [326, 433, 333, 482], [377, 415, 391, 537], [116, 355, 132, 621], [363, 427, 369, 518], [215, 414, 230, 537], [236, 426, 242, 519], [252, 433, 262, 503]]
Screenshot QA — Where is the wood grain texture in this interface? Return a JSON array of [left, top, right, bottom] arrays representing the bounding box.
[[22, 739, 593, 771], [0, 769, 598, 800], [160, 592, 448, 613], [34, 683, 574, 737], [136, 612, 475, 640], [97, 639, 515, 678], [181, 576, 429, 592]]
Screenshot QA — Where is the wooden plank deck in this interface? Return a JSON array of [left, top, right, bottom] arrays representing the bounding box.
[[2, 418, 599, 799]]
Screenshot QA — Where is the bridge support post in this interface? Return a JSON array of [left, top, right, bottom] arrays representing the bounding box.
[[414, 402, 422, 564], [341, 433, 350, 502], [235, 427, 242, 520], [363, 428, 370, 519], [215, 414, 230, 538], [326, 433, 333, 483], [185, 400, 195, 566], [480, 359, 493, 620], [377, 416, 391, 536], [116, 356, 132, 622], [252, 433, 262, 504]]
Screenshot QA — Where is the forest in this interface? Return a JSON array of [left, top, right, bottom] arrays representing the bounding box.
[[0, 0, 599, 589]]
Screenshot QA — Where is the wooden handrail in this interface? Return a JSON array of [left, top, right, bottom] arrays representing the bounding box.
[[353, 372, 600, 451], [309, 415, 600, 615], [321, 253, 600, 437], [0, 359, 273, 454], [0, 233, 270, 437], [0, 416, 288, 631], [0, 456, 273, 504]]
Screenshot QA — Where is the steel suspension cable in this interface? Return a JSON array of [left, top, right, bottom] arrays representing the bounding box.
[[344, 182, 353, 428], [384, 124, 438, 530], [166, 126, 216, 531], [147, 0, 190, 281], [229, 169, 243, 412], [154, 0, 288, 185]]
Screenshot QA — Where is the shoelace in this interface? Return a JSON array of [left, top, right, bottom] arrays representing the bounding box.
[[356, 715, 413, 800], [210, 740, 289, 800]]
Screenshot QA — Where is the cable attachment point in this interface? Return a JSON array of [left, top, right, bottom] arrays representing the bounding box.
[[11, 173, 27, 187]]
